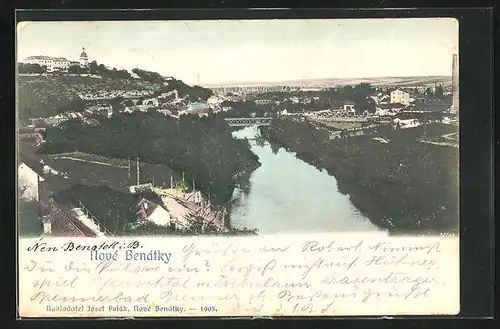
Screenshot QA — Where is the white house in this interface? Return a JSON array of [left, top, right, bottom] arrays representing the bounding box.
[[343, 101, 356, 113], [18, 162, 45, 202], [379, 94, 390, 104], [129, 183, 154, 194], [157, 109, 173, 116], [375, 103, 407, 116], [23, 56, 70, 72], [255, 99, 273, 106], [137, 198, 171, 226], [129, 71, 141, 79], [187, 102, 210, 112], [207, 95, 222, 106], [393, 118, 420, 129], [390, 89, 410, 105], [143, 98, 160, 107]]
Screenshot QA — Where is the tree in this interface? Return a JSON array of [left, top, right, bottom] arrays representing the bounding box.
[[58, 98, 86, 113], [342, 85, 355, 100], [425, 87, 433, 97], [40, 112, 260, 205], [18, 185, 43, 237], [123, 99, 134, 107], [434, 84, 444, 99], [18, 63, 46, 74], [68, 64, 85, 74], [98, 64, 107, 73], [89, 61, 99, 74]]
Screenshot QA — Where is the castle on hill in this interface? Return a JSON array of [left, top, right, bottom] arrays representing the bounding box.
[[21, 47, 89, 72]]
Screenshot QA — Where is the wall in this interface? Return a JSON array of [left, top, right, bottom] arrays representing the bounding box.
[[18, 163, 40, 202], [148, 206, 172, 226]]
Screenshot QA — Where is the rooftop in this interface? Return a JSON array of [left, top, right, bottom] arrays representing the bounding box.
[[80, 47, 88, 58], [390, 88, 409, 94], [18, 152, 45, 178], [137, 198, 160, 219], [47, 201, 97, 237], [24, 55, 53, 60]]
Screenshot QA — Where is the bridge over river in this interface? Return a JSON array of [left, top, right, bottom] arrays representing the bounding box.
[[224, 117, 272, 127]]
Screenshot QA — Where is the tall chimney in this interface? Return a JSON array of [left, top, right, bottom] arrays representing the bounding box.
[[451, 54, 459, 112], [128, 158, 131, 179]]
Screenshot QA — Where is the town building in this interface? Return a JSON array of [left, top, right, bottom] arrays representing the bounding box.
[[22, 56, 71, 72], [137, 198, 172, 227], [18, 159, 45, 202], [343, 100, 356, 113], [186, 102, 210, 113], [375, 103, 408, 116], [390, 89, 410, 105], [18, 150, 102, 238], [143, 98, 160, 107], [393, 118, 421, 129], [19, 127, 45, 146], [255, 99, 274, 106], [129, 183, 154, 194]]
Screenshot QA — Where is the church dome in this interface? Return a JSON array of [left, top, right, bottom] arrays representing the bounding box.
[[80, 47, 88, 58]]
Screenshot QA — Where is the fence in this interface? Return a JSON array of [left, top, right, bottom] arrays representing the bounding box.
[[78, 200, 114, 237]]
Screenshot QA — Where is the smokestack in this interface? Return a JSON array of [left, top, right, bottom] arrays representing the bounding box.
[[128, 158, 131, 179], [136, 157, 140, 185], [42, 216, 52, 235], [451, 54, 459, 112]]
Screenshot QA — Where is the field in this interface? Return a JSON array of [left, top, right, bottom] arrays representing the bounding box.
[[205, 76, 452, 88], [41, 151, 182, 193], [313, 120, 363, 130]]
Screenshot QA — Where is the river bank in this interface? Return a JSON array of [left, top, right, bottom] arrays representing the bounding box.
[[228, 126, 380, 235], [260, 118, 459, 234]]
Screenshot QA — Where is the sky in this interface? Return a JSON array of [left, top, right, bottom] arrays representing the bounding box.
[[16, 18, 458, 85]]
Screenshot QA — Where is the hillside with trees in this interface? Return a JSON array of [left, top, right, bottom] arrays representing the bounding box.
[[17, 63, 213, 121], [17, 76, 83, 121], [39, 112, 261, 204], [153, 78, 213, 101]]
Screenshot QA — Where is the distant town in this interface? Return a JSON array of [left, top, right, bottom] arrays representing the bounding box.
[[17, 47, 459, 237]]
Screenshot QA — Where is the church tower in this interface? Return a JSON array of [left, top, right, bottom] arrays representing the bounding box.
[[79, 47, 89, 67]]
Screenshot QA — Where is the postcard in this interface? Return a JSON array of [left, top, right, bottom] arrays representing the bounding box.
[[16, 17, 460, 317]]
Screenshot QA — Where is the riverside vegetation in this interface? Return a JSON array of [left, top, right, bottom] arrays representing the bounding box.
[[39, 112, 261, 206], [260, 118, 459, 234]]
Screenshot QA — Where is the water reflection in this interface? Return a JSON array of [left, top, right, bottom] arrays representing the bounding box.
[[229, 126, 381, 234]]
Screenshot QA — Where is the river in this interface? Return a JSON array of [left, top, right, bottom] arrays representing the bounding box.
[[229, 126, 382, 234]]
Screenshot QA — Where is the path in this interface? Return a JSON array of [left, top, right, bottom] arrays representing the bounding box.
[[57, 156, 128, 168]]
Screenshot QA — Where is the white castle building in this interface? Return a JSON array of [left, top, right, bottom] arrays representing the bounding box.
[[22, 47, 89, 72]]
